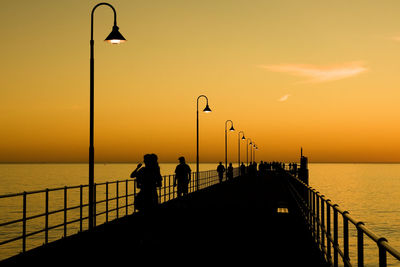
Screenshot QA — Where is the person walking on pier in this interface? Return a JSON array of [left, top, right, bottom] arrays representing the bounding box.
[[217, 162, 225, 183], [174, 156, 191, 198], [227, 163, 233, 181], [130, 153, 162, 213], [240, 162, 246, 177]]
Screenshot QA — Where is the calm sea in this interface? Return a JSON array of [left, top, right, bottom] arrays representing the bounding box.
[[309, 163, 400, 267], [0, 163, 399, 266]]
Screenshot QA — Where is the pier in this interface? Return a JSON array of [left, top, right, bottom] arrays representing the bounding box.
[[1, 169, 327, 266], [1, 161, 400, 266]]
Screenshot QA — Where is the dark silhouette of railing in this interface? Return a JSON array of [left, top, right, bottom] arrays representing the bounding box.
[[0, 167, 239, 260], [286, 171, 400, 267]]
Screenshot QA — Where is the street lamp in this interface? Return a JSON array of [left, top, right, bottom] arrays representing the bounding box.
[[196, 95, 212, 190], [246, 138, 252, 166], [89, 2, 126, 230], [253, 144, 257, 162], [238, 131, 245, 174], [250, 142, 254, 163], [225, 120, 235, 171]]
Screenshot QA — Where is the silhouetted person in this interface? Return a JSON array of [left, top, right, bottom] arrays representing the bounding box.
[[130, 153, 162, 213], [217, 162, 225, 183], [240, 162, 246, 177], [174, 156, 191, 198], [227, 163, 233, 180], [248, 162, 257, 178]]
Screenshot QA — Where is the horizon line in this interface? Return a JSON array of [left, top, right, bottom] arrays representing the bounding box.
[[1, 161, 400, 164]]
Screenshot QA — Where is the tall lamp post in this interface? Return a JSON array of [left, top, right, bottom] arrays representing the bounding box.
[[250, 142, 256, 163], [238, 131, 245, 167], [253, 144, 258, 162], [238, 131, 245, 174], [196, 95, 212, 190], [246, 138, 252, 166], [89, 2, 126, 230], [225, 120, 235, 171], [250, 142, 254, 163]]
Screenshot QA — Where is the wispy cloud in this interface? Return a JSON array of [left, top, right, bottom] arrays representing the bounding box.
[[278, 94, 291, 102], [391, 36, 400, 42], [260, 62, 367, 83]]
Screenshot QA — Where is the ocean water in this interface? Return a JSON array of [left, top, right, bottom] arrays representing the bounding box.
[[309, 163, 400, 267], [0, 163, 399, 266]]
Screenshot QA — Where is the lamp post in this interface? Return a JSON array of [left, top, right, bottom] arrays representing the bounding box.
[[250, 142, 254, 163], [89, 2, 126, 230], [246, 138, 252, 166], [225, 120, 235, 171], [253, 144, 258, 162], [238, 131, 245, 174], [196, 95, 212, 190]]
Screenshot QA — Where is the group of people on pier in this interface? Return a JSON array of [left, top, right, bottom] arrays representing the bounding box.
[[130, 153, 290, 213], [130, 154, 192, 213]]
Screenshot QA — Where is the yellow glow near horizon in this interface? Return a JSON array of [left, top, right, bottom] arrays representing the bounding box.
[[1, 1, 400, 163]]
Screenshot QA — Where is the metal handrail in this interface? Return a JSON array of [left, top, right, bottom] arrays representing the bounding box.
[[286, 171, 400, 267], [0, 167, 239, 260]]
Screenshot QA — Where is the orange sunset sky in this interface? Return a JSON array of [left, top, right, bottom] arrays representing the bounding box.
[[1, 0, 400, 163]]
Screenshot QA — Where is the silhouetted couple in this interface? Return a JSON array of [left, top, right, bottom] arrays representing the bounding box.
[[217, 162, 233, 183], [131, 154, 162, 213]]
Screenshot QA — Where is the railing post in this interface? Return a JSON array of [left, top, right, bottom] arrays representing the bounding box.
[[126, 180, 128, 215], [164, 176, 166, 203], [94, 183, 97, 227], [158, 184, 162, 203], [133, 180, 137, 213], [64, 186, 67, 237], [22, 191, 27, 253], [356, 222, 365, 267], [80, 185, 83, 232], [343, 211, 350, 266], [326, 200, 332, 265], [172, 175, 175, 199], [45, 188, 49, 244], [321, 196, 325, 254], [168, 175, 171, 201], [333, 205, 339, 267], [106, 182, 109, 223], [116, 181, 119, 219], [316, 192, 320, 248], [378, 238, 388, 267], [313, 190, 316, 240], [309, 189, 312, 230]]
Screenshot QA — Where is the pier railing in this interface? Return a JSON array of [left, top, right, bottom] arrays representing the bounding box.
[[286, 171, 400, 267], [0, 167, 239, 260]]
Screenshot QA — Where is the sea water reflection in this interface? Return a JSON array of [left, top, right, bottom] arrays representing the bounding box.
[[309, 163, 400, 267]]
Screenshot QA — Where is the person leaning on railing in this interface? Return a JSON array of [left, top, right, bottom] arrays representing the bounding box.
[[130, 154, 162, 213]]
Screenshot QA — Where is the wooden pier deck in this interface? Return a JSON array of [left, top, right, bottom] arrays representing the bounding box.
[[2, 172, 329, 266]]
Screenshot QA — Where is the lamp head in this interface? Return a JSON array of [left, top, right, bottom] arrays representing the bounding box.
[[229, 125, 235, 132], [203, 104, 212, 113], [105, 25, 126, 44], [249, 142, 252, 145], [241, 136, 246, 140]]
